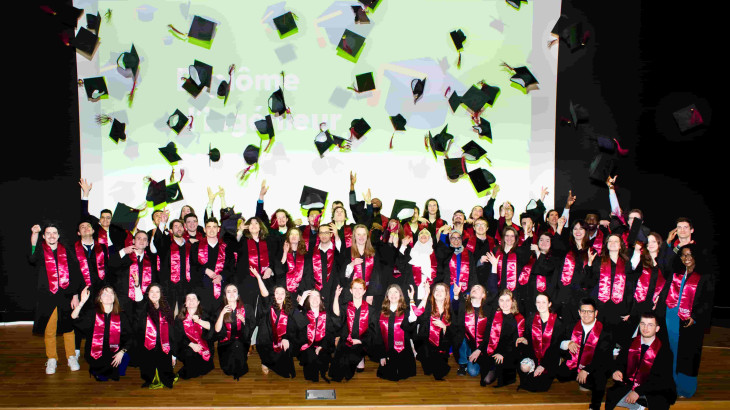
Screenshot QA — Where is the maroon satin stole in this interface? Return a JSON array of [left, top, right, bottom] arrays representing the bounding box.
[[597, 257, 626, 304], [352, 254, 375, 285], [403, 222, 427, 247], [301, 310, 327, 351], [428, 310, 449, 352], [518, 231, 539, 246], [198, 239, 227, 299], [183, 316, 211, 361], [665, 271, 701, 320], [285, 252, 305, 292], [128, 252, 152, 299], [626, 336, 661, 390], [412, 252, 437, 287], [270, 306, 289, 352], [144, 311, 171, 354], [346, 301, 369, 346], [379, 312, 406, 353], [486, 311, 504, 355], [170, 239, 191, 283], [532, 313, 557, 365], [312, 246, 334, 290], [97, 228, 108, 246], [301, 227, 320, 251], [466, 234, 495, 254], [90, 312, 120, 359], [560, 250, 580, 286], [42, 241, 70, 294], [497, 251, 518, 291], [465, 310, 489, 347], [221, 305, 245, 342], [519, 255, 535, 288], [247, 238, 269, 277], [343, 225, 353, 248], [566, 321, 603, 370], [634, 266, 666, 303], [75, 241, 105, 287], [591, 229, 604, 254], [449, 249, 470, 292]]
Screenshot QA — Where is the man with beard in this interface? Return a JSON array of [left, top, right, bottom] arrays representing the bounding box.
[[154, 212, 198, 313]]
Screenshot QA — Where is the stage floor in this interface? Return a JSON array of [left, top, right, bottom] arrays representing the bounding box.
[[1, 325, 729, 409]]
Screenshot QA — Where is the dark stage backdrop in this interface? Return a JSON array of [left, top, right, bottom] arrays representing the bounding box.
[[1, 1, 723, 322]]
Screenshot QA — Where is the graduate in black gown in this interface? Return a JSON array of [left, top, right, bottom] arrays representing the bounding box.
[[627, 233, 668, 334], [517, 292, 564, 392], [415, 282, 454, 380], [214, 283, 255, 380], [272, 228, 308, 298], [154, 214, 198, 314], [233, 217, 278, 306], [553, 221, 590, 327], [295, 289, 339, 382], [135, 284, 176, 389], [421, 198, 448, 240], [255, 275, 298, 378], [173, 291, 215, 379], [301, 224, 340, 306], [71, 285, 132, 381], [482, 289, 525, 387], [519, 233, 561, 316], [371, 284, 418, 381], [329, 278, 373, 381], [485, 226, 531, 312]]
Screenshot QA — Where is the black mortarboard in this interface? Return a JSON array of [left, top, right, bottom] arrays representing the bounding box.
[[300, 186, 328, 210], [552, 16, 587, 52], [146, 179, 167, 206], [167, 110, 189, 134], [510, 66, 538, 89], [568, 100, 589, 127], [355, 72, 375, 92], [551, 15, 569, 37], [411, 78, 426, 103], [672, 104, 704, 133], [390, 114, 407, 131], [77, 215, 99, 230], [159, 142, 182, 164], [506, 0, 528, 10], [608, 216, 628, 236], [255, 114, 276, 138], [448, 91, 461, 112], [338, 30, 366, 61], [243, 144, 260, 165], [86, 12, 101, 34], [444, 158, 466, 180], [118, 44, 140, 77], [268, 88, 288, 116], [188, 15, 217, 47], [359, 0, 381, 10], [461, 85, 490, 113], [72, 27, 99, 60], [182, 60, 213, 97], [109, 119, 126, 143], [391, 200, 417, 220], [165, 183, 184, 204], [450, 29, 466, 51], [625, 217, 643, 246], [82, 77, 108, 101], [273, 12, 298, 38], [352, 6, 370, 24], [462, 140, 487, 161], [468, 168, 497, 193], [479, 82, 501, 105], [588, 153, 617, 183], [53, 5, 84, 28], [596, 136, 616, 153], [221, 212, 243, 235], [208, 144, 221, 164], [314, 130, 348, 156], [473, 119, 492, 140], [110, 203, 140, 232], [217, 81, 231, 104], [350, 118, 370, 139], [428, 126, 454, 159]]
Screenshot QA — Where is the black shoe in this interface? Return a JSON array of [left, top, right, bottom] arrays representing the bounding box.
[[457, 364, 467, 376]]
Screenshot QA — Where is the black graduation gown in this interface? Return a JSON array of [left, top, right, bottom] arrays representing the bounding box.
[[586, 258, 636, 348], [70, 240, 112, 298], [628, 262, 666, 334], [294, 307, 339, 382], [255, 296, 298, 378], [301, 245, 339, 306], [329, 301, 373, 382], [423, 217, 448, 240], [522, 252, 561, 315], [370, 306, 417, 381], [273, 250, 308, 298], [74, 308, 133, 380], [466, 235, 497, 288], [482, 312, 520, 386], [135, 305, 176, 388], [215, 303, 255, 380], [452, 301, 490, 368], [233, 236, 278, 306], [190, 240, 235, 313], [553, 246, 589, 326], [113, 250, 159, 313], [173, 314, 215, 379], [155, 231, 199, 311], [414, 302, 454, 380], [29, 241, 83, 336], [81, 199, 130, 253], [494, 247, 531, 310], [335, 243, 392, 306], [518, 313, 564, 392], [435, 242, 480, 306]]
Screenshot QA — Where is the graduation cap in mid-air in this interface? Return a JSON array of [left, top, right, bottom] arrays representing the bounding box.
[[472, 118, 493, 141], [116, 44, 141, 103], [110, 202, 140, 232], [411, 78, 426, 103], [165, 183, 184, 204], [255, 114, 276, 139], [444, 158, 467, 180], [86, 12, 101, 34], [182, 60, 213, 97], [217, 64, 235, 105], [468, 168, 497, 193], [390, 199, 417, 221], [167, 109, 190, 134], [550, 15, 589, 52], [448, 91, 461, 113], [268, 87, 289, 116], [588, 153, 617, 184], [300, 186, 328, 210], [208, 144, 220, 164], [146, 178, 167, 206], [427, 125, 454, 159], [80, 77, 108, 101], [273, 12, 298, 38], [352, 6, 370, 24], [159, 142, 182, 164], [353, 72, 375, 93], [502, 62, 538, 92], [168, 15, 218, 48], [462, 140, 488, 161], [350, 118, 371, 139], [109, 119, 126, 143], [314, 127, 349, 156], [337, 29, 366, 62], [562, 100, 590, 128], [672, 104, 705, 134], [71, 27, 100, 60], [450, 29, 466, 68]]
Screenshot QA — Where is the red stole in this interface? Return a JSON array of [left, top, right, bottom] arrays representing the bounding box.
[[634, 266, 666, 303], [428, 310, 449, 351], [352, 255, 375, 285], [379, 312, 406, 353], [665, 271, 701, 320], [90, 312, 120, 359], [342, 225, 353, 248], [560, 251, 579, 286], [591, 229, 604, 254], [403, 222, 427, 246], [247, 238, 270, 277], [144, 311, 171, 354], [566, 321, 603, 370], [198, 239, 227, 299], [128, 252, 152, 299], [449, 249, 470, 292], [42, 242, 70, 294], [464, 310, 489, 347], [285, 252, 305, 292], [519, 231, 539, 246], [532, 313, 557, 365], [170, 239, 191, 283], [270, 307, 289, 352], [466, 234, 495, 254], [183, 316, 211, 361], [519, 256, 535, 287], [345, 301, 369, 346], [301, 310, 327, 351], [97, 228, 108, 246], [486, 311, 504, 355], [627, 336, 661, 390], [412, 252, 438, 287], [312, 246, 334, 290], [221, 305, 246, 342], [74, 241, 105, 287], [497, 251, 518, 291], [301, 227, 320, 251], [597, 258, 626, 304]]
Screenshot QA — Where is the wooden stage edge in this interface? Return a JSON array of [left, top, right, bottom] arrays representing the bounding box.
[[2, 325, 729, 409]]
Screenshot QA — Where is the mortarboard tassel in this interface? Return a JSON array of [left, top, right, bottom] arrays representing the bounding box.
[[500, 62, 515, 72], [341, 37, 353, 55], [95, 114, 112, 125], [170, 167, 175, 183], [456, 51, 462, 69], [424, 135, 430, 151], [104, 9, 112, 23], [188, 116, 194, 129], [613, 139, 629, 156], [389, 133, 394, 149], [167, 24, 187, 37], [444, 86, 451, 97], [582, 31, 591, 45], [128, 77, 137, 107], [559, 116, 573, 126], [263, 138, 274, 152], [547, 38, 558, 48], [237, 165, 254, 181], [690, 108, 704, 125], [59, 31, 71, 46], [350, 127, 357, 140], [40, 5, 56, 15], [179, 169, 185, 182], [228, 64, 235, 83]]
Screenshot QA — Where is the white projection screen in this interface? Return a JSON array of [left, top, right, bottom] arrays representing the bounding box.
[[76, 0, 561, 231]]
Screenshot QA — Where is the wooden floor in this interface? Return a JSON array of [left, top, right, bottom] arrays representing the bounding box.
[[1, 325, 729, 409]]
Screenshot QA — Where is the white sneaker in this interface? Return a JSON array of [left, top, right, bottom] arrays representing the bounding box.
[[75, 349, 80, 360], [45, 358, 57, 374], [68, 356, 80, 371]]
